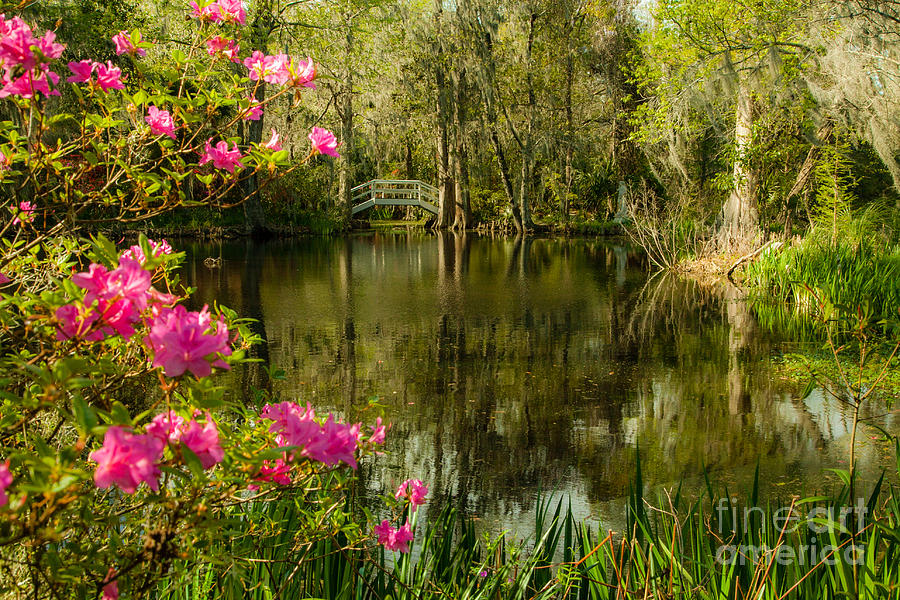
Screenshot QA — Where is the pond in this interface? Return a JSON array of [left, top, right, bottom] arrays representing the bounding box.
[[181, 232, 898, 535]]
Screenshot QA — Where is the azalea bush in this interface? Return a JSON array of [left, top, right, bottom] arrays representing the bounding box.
[[0, 4, 415, 598]]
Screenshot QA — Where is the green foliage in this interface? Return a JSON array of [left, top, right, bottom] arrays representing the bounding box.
[[743, 234, 900, 327]]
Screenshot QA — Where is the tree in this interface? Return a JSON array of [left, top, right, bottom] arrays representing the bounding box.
[[635, 0, 811, 248]]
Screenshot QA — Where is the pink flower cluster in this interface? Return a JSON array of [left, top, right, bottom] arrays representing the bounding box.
[[248, 458, 291, 489], [145, 106, 176, 140], [66, 60, 125, 93], [190, 0, 246, 25], [0, 461, 11, 507], [57, 256, 155, 340], [395, 478, 428, 509], [373, 520, 415, 553], [90, 412, 223, 494], [206, 36, 240, 62], [243, 51, 316, 88], [0, 14, 64, 99], [112, 30, 146, 57], [199, 139, 244, 173], [90, 426, 164, 494], [12, 200, 34, 225], [146, 411, 224, 469], [309, 127, 340, 158], [260, 401, 364, 468], [146, 304, 232, 378], [121, 238, 173, 264], [56, 241, 233, 379]]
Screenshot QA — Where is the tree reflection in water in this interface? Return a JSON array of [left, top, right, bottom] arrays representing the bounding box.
[[183, 233, 898, 533]]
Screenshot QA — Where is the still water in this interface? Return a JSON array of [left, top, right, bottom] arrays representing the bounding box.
[[181, 232, 897, 533]]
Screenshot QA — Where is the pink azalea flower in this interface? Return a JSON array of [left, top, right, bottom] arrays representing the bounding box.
[[145, 304, 232, 378], [146, 410, 186, 444], [179, 415, 224, 469], [0, 149, 10, 171], [103, 257, 153, 311], [263, 54, 291, 85], [120, 238, 173, 264], [199, 138, 244, 173], [395, 479, 428, 508], [55, 303, 107, 341], [241, 97, 262, 121], [289, 56, 316, 88], [259, 402, 361, 469], [36, 30, 65, 60], [249, 458, 292, 490], [69, 258, 151, 340], [0, 16, 62, 69], [0, 273, 10, 285], [263, 128, 281, 151], [0, 69, 60, 99], [373, 520, 414, 553], [217, 0, 247, 24], [89, 426, 165, 494], [71, 263, 111, 305], [260, 401, 320, 448], [102, 568, 118, 600], [189, 0, 223, 22], [95, 61, 125, 93], [206, 36, 240, 62], [145, 106, 176, 140], [243, 50, 268, 81], [112, 31, 146, 57], [303, 416, 360, 468], [66, 60, 94, 83], [309, 127, 339, 157], [369, 417, 387, 445], [0, 461, 12, 507], [0, 17, 38, 69], [12, 200, 34, 225]]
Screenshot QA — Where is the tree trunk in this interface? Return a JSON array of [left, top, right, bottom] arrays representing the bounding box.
[[452, 68, 471, 230], [489, 123, 521, 231], [434, 0, 454, 229], [517, 12, 538, 232], [718, 79, 759, 249], [337, 19, 354, 226], [563, 50, 574, 222]]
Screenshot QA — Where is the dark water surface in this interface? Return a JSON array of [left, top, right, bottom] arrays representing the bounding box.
[[181, 233, 898, 533]]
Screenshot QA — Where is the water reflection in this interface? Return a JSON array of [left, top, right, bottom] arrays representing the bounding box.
[[181, 233, 898, 531]]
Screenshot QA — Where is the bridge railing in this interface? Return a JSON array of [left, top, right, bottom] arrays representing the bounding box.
[[350, 179, 438, 205]]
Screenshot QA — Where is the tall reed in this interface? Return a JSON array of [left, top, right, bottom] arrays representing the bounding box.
[[156, 447, 900, 599]]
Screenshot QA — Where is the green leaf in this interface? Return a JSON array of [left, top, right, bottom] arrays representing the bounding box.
[[800, 376, 816, 400], [110, 401, 132, 426], [180, 445, 205, 479], [826, 468, 852, 487], [73, 396, 97, 434]]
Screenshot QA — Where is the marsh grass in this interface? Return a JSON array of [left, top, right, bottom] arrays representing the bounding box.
[[743, 237, 900, 330], [155, 448, 900, 599]]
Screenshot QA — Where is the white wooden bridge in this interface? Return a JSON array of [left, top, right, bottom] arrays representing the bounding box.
[[350, 179, 439, 216]]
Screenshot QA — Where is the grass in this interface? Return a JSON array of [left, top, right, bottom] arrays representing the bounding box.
[[742, 237, 900, 331], [154, 447, 900, 600]]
